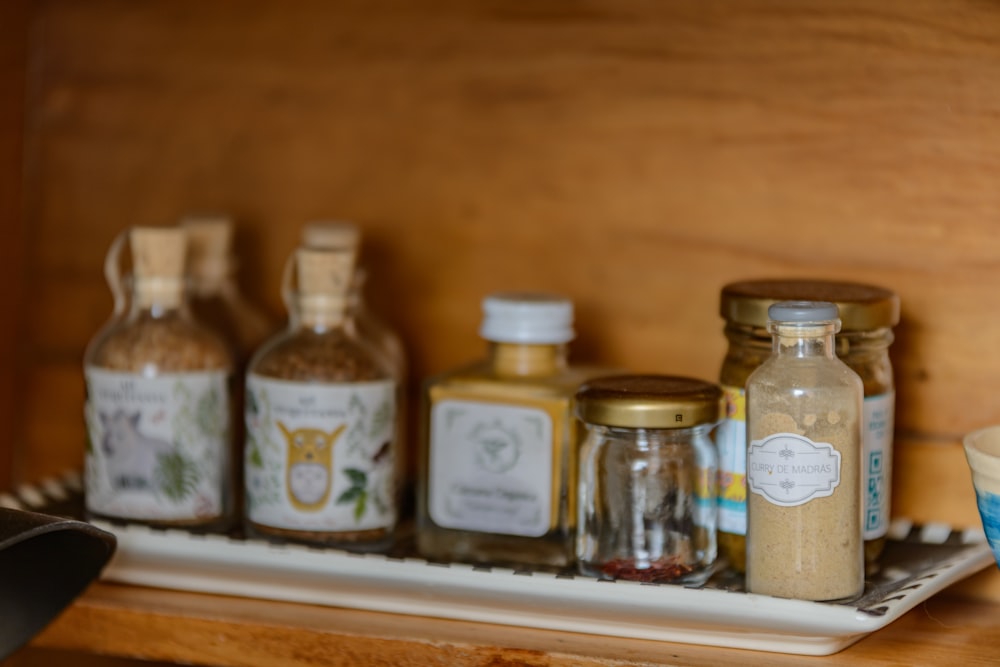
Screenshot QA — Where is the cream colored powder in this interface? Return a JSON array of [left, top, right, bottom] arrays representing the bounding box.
[[747, 399, 862, 601]]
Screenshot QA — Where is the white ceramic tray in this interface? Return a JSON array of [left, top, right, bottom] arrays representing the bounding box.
[[3, 472, 993, 656]]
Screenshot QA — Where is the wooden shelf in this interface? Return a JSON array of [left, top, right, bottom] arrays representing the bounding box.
[[30, 582, 1000, 666]]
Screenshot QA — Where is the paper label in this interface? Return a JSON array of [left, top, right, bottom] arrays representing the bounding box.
[[715, 385, 747, 535], [244, 375, 396, 531], [748, 432, 842, 507], [428, 399, 553, 537], [84, 367, 230, 521], [863, 392, 894, 540]]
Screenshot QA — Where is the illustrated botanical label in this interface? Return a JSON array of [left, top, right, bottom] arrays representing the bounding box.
[[863, 392, 894, 540], [244, 375, 396, 532], [714, 385, 747, 534], [429, 399, 554, 537], [84, 367, 230, 521], [748, 432, 842, 507]]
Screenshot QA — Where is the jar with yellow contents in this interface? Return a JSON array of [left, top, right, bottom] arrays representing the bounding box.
[[715, 279, 899, 574]]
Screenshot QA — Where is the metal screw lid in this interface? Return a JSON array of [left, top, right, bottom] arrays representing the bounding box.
[[574, 375, 724, 429], [720, 278, 899, 331]]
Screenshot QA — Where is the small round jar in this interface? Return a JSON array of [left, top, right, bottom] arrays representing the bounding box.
[[575, 375, 724, 584]]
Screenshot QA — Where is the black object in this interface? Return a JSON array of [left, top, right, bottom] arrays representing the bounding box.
[[0, 507, 116, 660]]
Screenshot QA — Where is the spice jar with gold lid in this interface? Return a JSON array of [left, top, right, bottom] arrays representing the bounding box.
[[715, 278, 899, 573], [575, 375, 723, 584], [84, 226, 234, 530], [244, 246, 399, 551]]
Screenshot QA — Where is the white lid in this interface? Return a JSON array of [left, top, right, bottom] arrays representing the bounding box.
[[479, 292, 575, 344], [768, 300, 839, 323]]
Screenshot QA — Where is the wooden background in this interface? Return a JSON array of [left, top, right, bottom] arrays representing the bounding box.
[[3, 0, 1000, 604]]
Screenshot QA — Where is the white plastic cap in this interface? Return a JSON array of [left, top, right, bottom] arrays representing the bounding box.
[[479, 292, 575, 344], [768, 300, 839, 323]]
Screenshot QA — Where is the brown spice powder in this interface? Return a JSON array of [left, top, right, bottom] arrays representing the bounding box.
[[747, 401, 862, 601]]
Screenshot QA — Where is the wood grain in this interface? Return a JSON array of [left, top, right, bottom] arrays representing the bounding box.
[[30, 583, 1000, 667], [5, 2, 1000, 662]]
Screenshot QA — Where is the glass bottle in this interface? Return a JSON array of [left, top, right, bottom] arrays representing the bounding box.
[[417, 292, 612, 568], [716, 278, 898, 573], [745, 301, 864, 601], [244, 246, 399, 551], [83, 226, 234, 530], [575, 375, 722, 585], [181, 215, 274, 367], [299, 220, 405, 381]]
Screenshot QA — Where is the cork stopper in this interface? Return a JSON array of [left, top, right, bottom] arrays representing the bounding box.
[[130, 226, 186, 308], [295, 247, 357, 326], [301, 220, 361, 251], [182, 216, 233, 288]]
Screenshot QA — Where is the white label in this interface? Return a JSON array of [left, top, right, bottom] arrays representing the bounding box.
[[748, 432, 842, 507], [84, 367, 230, 521], [244, 375, 396, 532], [864, 392, 894, 540], [429, 399, 553, 537]]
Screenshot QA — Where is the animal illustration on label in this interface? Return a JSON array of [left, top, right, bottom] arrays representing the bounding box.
[[278, 421, 347, 511], [99, 410, 172, 492]]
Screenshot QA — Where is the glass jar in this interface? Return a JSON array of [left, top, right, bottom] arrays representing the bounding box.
[[745, 301, 864, 601], [84, 227, 234, 531], [716, 278, 898, 573], [299, 220, 405, 382], [575, 375, 722, 584], [244, 246, 400, 551], [181, 215, 274, 366], [417, 293, 614, 568]]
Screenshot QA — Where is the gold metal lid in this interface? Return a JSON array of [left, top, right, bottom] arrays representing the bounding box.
[[574, 375, 724, 429], [720, 278, 900, 331]]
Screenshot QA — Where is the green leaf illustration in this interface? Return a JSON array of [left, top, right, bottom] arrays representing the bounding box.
[[247, 440, 263, 468], [337, 486, 364, 504], [344, 468, 367, 487], [354, 490, 367, 521], [155, 450, 200, 502], [369, 400, 391, 439], [196, 387, 224, 439]]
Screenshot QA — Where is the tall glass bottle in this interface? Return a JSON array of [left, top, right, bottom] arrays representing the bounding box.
[[182, 215, 274, 521], [417, 292, 612, 568], [244, 246, 399, 551], [182, 215, 274, 366], [84, 227, 234, 530], [745, 301, 863, 601]]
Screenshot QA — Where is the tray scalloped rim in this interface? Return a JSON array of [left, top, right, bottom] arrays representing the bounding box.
[[90, 517, 993, 657], [4, 473, 991, 657]]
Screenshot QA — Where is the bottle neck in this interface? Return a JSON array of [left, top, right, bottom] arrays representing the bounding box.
[[488, 341, 567, 377], [293, 294, 349, 332], [770, 322, 838, 359], [188, 259, 236, 297], [130, 276, 185, 315]]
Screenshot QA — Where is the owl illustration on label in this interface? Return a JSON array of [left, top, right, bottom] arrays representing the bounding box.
[[278, 421, 346, 512]]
